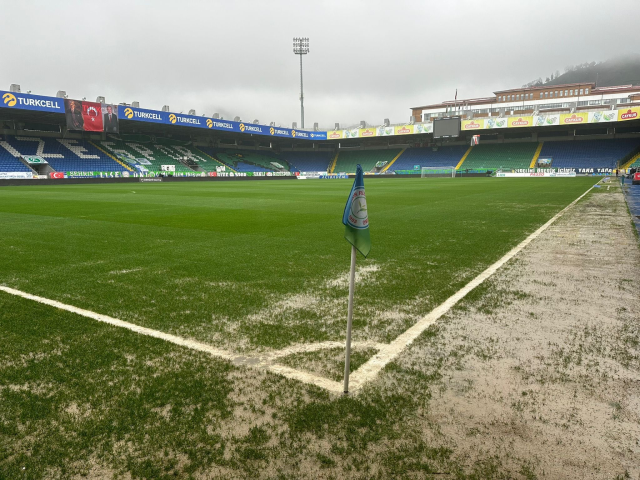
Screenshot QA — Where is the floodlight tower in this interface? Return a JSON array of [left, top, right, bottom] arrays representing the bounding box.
[[293, 37, 309, 129]]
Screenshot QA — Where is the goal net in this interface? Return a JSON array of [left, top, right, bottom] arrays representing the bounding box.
[[421, 166, 456, 178]]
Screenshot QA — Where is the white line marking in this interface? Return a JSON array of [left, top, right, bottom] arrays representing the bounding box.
[[0, 184, 595, 394], [346, 183, 596, 393]]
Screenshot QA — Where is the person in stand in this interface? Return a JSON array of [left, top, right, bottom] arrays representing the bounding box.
[[103, 105, 118, 133]]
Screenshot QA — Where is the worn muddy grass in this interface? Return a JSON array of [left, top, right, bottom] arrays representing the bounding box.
[[0, 177, 595, 354], [1, 291, 524, 479], [278, 346, 379, 382]]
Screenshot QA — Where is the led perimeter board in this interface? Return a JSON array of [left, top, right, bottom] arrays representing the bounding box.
[[433, 117, 461, 138]]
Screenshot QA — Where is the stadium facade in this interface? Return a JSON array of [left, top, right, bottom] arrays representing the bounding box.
[[1, 84, 640, 181]]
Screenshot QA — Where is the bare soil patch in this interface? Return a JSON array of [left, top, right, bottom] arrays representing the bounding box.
[[395, 190, 640, 478]]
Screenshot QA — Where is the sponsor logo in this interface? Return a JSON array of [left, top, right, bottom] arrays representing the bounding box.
[[240, 124, 262, 133], [361, 129, 375, 137], [621, 109, 638, 120], [206, 119, 213, 128], [563, 114, 584, 124], [124, 107, 134, 119], [397, 127, 411, 134], [329, 132, 342, 139], [169, 113, 177, 124], [465, 122, 481, 129], [291, 130, 296, 137], [3, 93, 17, 107], [511, 118, 529, 126], [50, 172, 65, 179], [208, 172, 217, 177], [270, 127, 275, 135]]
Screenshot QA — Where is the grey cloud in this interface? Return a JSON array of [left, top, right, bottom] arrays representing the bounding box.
[[2, 0, 639, 128]]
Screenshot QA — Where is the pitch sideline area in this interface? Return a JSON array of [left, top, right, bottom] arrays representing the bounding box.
[[0, 182, 595, 394]]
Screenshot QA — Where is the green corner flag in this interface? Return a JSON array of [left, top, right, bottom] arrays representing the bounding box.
[[342, 164, 371, 257]]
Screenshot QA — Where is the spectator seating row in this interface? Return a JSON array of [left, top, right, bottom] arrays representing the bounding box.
[[0, 136, 127, 173], [461, 142, 539, 171], [538, 139, 640, 171]]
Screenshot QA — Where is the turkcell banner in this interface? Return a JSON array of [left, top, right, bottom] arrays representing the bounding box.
[[117, 105, 324, 141], [1, 91, 65, 113]]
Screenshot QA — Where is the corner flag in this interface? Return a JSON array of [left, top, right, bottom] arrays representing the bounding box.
[[342, 164, 371, 257]]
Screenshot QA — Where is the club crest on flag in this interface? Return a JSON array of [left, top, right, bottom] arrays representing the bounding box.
[[346, 187, 368, 229], [342, 164, 371, 258]]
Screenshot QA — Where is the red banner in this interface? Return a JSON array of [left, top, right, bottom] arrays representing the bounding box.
[[50, 172, 64, 179], [82, 102, 104, 132]]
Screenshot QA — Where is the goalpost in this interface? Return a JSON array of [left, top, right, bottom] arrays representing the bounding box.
[[421, 166, 456, 178]]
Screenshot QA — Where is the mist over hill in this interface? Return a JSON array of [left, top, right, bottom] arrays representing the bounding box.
[[523, 55, 640, 88]]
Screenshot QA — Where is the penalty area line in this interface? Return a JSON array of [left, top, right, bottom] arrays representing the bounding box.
[[347, 182, 598, 393]]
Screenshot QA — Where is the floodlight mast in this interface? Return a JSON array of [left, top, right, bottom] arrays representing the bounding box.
[[293, 37, 309, 129]]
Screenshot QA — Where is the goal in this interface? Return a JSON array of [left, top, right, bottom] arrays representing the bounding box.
[[421, 166, 456, 178]]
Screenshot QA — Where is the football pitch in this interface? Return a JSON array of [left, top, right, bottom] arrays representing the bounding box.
[[0, 177, 600, 478]]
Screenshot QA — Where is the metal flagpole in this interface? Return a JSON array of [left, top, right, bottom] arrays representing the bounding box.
[[343, 244, 357, 394]]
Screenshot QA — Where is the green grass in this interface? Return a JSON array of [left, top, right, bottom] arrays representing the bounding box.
[[0, 177, 598, 478], [0, 177, 595, 354]]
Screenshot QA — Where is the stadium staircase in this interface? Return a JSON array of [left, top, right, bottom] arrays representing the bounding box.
[[332, 149, 402, 174], [89, 141, 134, 172], [380, 148, 406, 172], [455, 146, 473, 170], [529, 142, 544, 168], [328, 152, 339, 174], [619, 147, 640, 170], [461, 142, 539, 171], [194, 148, 235, 172]]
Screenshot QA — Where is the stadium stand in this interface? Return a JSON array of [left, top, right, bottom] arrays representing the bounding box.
[[98, 139, 222, 173], [278, 151, 333, 173], [538, 139, 640, 171], [460, 142, 539, 171], [391, 146, 469, 171], [0, 136, 127, 173], [332, 149, 402, 173], [198, 148, 292, 173]]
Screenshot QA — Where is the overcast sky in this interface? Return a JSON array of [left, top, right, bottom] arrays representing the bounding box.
[[3, 0, 640, 129]]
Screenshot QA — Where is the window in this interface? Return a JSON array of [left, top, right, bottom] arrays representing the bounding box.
[[570, 90, 573, 95], [580, 89, 583, 95], [565, 90, 568, 96], [545, 92, 549, 98], [560, 91, 563, 97], [585, 88, 589, 95], [555, 91, 559, 97]]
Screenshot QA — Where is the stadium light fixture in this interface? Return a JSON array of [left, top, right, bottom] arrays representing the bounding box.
[[188, 109, 196, 115], [9, 84, 21, 93], [293, 37, 309, 129], [56, 91, 67, 98], [132, 101, 140, 108], [162, 105, 170, 112], [96, 96, 106, 104], [335, 123, 340, 130], [292, 122, 297, 129], [213, 113, 220, 119]]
